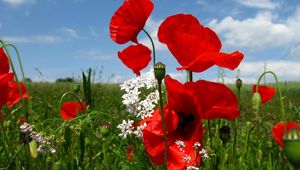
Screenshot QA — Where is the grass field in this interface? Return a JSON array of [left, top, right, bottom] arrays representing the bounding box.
[[0, 80, 299, 170]]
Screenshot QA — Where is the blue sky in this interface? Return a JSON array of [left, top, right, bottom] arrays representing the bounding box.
[[1, 0, 300, 83]]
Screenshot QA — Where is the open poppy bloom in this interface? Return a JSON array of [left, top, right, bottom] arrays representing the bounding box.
[[142, 77, 240, 169], [118, 44, 151, 76], [253, 85, 275, 104], [60, 101, 87, 120], [272, 121, 300, 148], [158, 14, 243, 72], [6, 82, 29, 107], [0, 48, 15, 109], [110, 0, 154, 44]]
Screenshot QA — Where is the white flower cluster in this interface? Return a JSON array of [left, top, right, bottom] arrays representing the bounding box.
[[120, 68, 158, 119], [175, 140, 186, 152], [199, 148, 209, 160], [186, 166, 199, 170], [20, 122, 56, 154], [117, 119, 134, 138], [118, 68, 158, 138], [117, 120, 148, 139]]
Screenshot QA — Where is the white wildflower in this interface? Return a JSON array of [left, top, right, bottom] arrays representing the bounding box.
[[175, 140, 186, 152], [133, 123, 147, 138], [186, 166, 199, 170], [49, 147, 56, 154], [117, 119, 135, 138], [183, 154, 191, 163], [199, 149, 209, 160], [193, 142, 201, 150], [37, 145, 46, 154]]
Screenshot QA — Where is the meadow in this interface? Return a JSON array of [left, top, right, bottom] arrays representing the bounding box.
[[0, 78, 300, 169]]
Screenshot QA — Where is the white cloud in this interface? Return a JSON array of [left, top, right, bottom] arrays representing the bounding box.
[[235, 0, 280, 9], [2, 0, 35, 6], [230, 60, 300, 83], [168, 71, 186, 82], [59, 27, 78, 38], [208, 10, 300, 50], [140, 17, 168, 52], [291, 44, 300, 57], [2, 35, 60, 43], [74, 49, 112, 60]]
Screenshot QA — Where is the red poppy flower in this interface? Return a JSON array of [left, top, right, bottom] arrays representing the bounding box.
[[126, 145, 134, 161], [118, 44, 151, 76], [110, 0, 154, 44], [272, 121, 300, 148], [166, 77, 240, 121], [142, 105, 202, 170], [158, 14, 243, 72], [142, 77, 240, 169], [19, 117, 25, 124], [0, 48, 10, 74], [6, 81, 29, 107], [60, 101, 87, 120], [253, 85, 275, 104]]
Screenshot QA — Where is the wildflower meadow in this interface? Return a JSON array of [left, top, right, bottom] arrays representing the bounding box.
[[1, 0, 300, 169]]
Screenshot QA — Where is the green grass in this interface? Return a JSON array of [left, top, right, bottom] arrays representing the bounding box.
[[0, 81, 299, 169]]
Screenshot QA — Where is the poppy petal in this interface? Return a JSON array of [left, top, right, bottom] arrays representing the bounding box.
[[253, 85, 276, 104], [158, 14, 243, 72], [272, 121, 300, 148], [118, 44, 151, 76], [158, 14, 200, 44], [60, 101, 86, 120], [110, 0, 154, 44], [6, 81, 29, 107], [177, 51, 244, 72], [188, 80, 240, 120], [0, 48, 10, 74]]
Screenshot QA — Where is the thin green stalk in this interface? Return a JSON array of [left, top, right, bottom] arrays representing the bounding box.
[[233, 88, 241, 158], [6, 145, 25, 169], [187, 70, 193, 82], [255, 71, 286, 135], [158, 80, 168, 169], [4, 43, 26, 80], [142, 29, 156, 65]]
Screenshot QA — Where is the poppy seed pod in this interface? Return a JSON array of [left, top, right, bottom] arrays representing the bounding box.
[[283, 128, 300, 168], [236, 78, 242, 89], [219, 125, 231, 145], [154, 62, 166, 82], [252, 92, 261, 115]]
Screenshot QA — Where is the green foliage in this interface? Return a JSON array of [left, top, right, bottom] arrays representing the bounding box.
[[1, 81, 300, 169]]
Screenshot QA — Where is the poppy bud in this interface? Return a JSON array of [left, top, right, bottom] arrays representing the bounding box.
[[154, 62, 166, 82], [252, 92, 261, 115], [219, 125, 231, 145], [236, 78, 242, 89], [283, 128, 300, 168]]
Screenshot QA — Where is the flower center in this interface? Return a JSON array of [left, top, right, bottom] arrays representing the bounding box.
[[177, 112, 195, 130]]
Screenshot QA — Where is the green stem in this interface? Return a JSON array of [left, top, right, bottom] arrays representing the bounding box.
[[233, 88, 241, 158], [2, 43, 26, 80], [158, 80, 168, 169], [142, 29, 156, 66], [187, 70, 193, 82], [255, 71, 286, 136]]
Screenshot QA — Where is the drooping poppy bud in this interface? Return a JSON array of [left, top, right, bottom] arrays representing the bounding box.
[[236, 78, 242, 90], [219, 125, 231, 145], [154, 62, 166, 83], [252, 92, 261, 116], [282, 128, 300, 168]]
